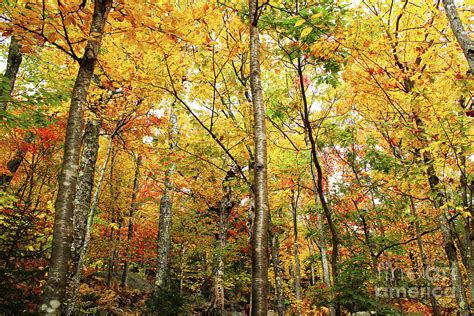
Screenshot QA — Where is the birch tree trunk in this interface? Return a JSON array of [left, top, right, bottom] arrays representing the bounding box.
[[249, 0, 270, 313], [40, 1, 112, 314], [442, 0, 474, 73], [155, 107, 178, 290]]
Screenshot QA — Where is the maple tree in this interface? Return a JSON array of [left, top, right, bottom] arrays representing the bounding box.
[[0, 0, 472, 314]]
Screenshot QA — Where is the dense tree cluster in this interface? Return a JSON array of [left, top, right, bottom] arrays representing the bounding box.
[[0, 0, 472, 314]]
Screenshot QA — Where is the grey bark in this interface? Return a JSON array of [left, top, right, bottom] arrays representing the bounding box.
[[67, 130, 115, 315], [442, 0, 474, 73], [249, 0, 270, 314], [155, 107, 178, 290], [70, 119, 101, 276], [40, 1, 112, 314], [121, 155, 142, 287]]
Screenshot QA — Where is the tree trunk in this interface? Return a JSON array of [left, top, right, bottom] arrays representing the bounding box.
[[155, 107, 178, 290], [269, 229, 285, 316], [0, 36, 22, 112], [442, 0, 474, 73], [67, 130, 115, 315], [121, 155, 142, 287], [409, 196, 440, 316], [249, 0, 270, 313], [291, 188, 302, 315], [70, 119, 101, 276], [40, 1, 112, 314]]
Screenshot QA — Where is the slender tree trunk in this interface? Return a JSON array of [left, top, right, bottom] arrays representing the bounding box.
[[291, 188, 302, 315], [409, 196, 440, 316], [210, 166, 236, 314], [67, 131, 115, 315], [121, 155, 142, 287], [298, 58, 339, 314], [155, 107, 178, 290], [40, 1, 112, 314], [0, 36, 22, 112], [310, 160, 334, 316], [269, 229, 285, 316], [106, 146, 118, 286], [70, 119, 101, 276], [442, 0, 474, 73], [249, 0, 270, 313]]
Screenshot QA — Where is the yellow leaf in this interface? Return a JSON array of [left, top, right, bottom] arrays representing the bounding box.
[[294, 19, 305, 27], [311, 12, 323, 19], [301, 26, 312, 38]]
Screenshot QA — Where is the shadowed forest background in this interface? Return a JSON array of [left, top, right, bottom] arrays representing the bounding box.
[[0, 0, 473, 314]]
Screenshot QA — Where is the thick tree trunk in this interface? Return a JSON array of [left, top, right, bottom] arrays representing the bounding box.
[[67, 131, 115, 315], [0, 36, 22, 112], [442, 0, 474, 73], [269, 229, 285, 316], [121, 155, 142, 287], [249, 0, 270, 314], [70, 119, 101, 275], [409, 196, 440, 316], [40, 1, 112, 314], [155, 108, 178, 290]]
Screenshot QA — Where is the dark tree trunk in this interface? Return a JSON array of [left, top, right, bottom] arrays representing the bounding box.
[[39, 1, 112, 314], [0, 36, 22, 112], [121, 155, 142, 287], [249, 0, 270, 314]]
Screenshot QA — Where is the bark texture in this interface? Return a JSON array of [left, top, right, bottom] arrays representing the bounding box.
[[442, 0, 474, 73], [40, 1, 112, 314], [249, 0, 270, 313], [155, 108, 178, 290]]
